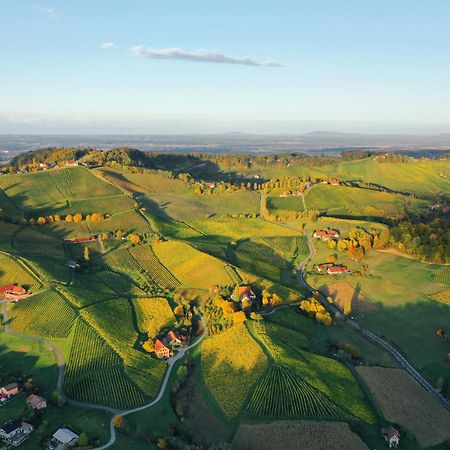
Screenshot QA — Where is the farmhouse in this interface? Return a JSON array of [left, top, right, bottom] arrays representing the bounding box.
[[53, 428, 79, 447], [236, 286, 256, 303], [381, 426, 400, 448], [313, 229, 339, 241], [26, 394, 47, 410], [327, 266, 351, 275], [154, 339, 172, 359], [0, 285, 27, 300], [0, 420, 33, 446], [316, 263, 334, 272], [64, 236, 97, 244], [167, 331, 183, 348], [0, 383, 19, 397]]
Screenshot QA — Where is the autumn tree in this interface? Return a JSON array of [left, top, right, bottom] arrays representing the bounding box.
[[113, 415, 124, 429], [37, 216, 46, 225], [73, 213, 83, 223], [65, 214, 73, 222]]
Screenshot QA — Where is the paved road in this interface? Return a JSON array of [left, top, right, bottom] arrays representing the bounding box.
[[297, 233, 450, 412], [93, 314, 207, 450], [2, 298, 208, 449]]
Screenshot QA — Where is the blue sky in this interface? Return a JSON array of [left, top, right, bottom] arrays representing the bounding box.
[[1, 1, 450, 134]]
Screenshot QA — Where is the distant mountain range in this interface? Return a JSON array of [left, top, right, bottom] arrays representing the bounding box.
[[1, 132, 450, 160]]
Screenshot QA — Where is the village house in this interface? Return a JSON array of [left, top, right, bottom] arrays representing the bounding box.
[[0, 285, 27, 300], [313, 229, 339, 241], [210, 285, 219, 294], [381, 426, 400, 448], [167, 331, 183, 348], [154, 339, 173, 359], [0, 383, 19, 398], [330, 178, 340, 186], [316, 263, 334, 272], [64, 236, 97, 244], [327, 266, 350, 275], [0, 420, 33, 447], [26, 394, 47, 410], [236, 286, 256, 303], [53, 428, 79, 447]]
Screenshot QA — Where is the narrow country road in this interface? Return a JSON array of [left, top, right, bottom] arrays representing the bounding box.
[[297, 233, 450, 412], [1, 299, 207, 449]]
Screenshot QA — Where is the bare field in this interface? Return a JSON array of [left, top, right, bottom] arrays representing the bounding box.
[[356, 366, 450, 448], [231, 420, 369, 450], [318, 281, 376, 313]]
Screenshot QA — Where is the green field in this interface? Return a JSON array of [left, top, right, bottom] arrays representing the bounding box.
[[0, 167, 122, 216]]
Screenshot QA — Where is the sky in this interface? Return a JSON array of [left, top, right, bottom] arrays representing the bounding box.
[[1, 0, 450, 134]]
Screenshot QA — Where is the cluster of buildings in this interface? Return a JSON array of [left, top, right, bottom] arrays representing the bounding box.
[[313, 229, 340, 241], [315, 263, 351, 275], [0, 285, 29, 302], [154, 330, 186, 359], [0, 383, 47, 447]]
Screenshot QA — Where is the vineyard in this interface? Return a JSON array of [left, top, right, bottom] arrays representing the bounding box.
[[434, 267, 450, 285], [80, 297, 166, 397], [65, 367, 147, 409], [0, 253, 42, 291], [10, 289, 76, 338], [65, 319, 121, 382], [133, 297, 175, 338], [64, 320, 149, 408], [154, 240, 234, 289], [201, 324, 268, 417], [247, 365, 355, 420], [128, 245, 181, 289], [430, 288, 450, 305]]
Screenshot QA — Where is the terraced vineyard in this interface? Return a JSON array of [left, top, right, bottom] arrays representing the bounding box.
[[64, 319, 148, 408], [128, 245, 181, 289], [65, 367, 147, 409], [10, 289, 76, 338], [65, 319, 121, 382], [434, 267, 450, 285], [103, 247, 141, 274], [0, 253, 42, 291], [248, 365, 355, 420]]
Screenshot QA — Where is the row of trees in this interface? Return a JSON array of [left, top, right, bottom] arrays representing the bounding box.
[[29, 212, 104, 225]]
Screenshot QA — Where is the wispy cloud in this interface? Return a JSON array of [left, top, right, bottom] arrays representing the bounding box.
[[37, 6, 59, 19], [100, 42, 116, 50], [131, 46, 282, 67]]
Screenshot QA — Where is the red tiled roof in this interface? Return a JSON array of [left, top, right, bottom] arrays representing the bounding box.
[[154, 339, 170, 355]]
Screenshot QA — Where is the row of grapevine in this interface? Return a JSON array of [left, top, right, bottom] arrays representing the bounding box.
[[431, 288, 450, 305], [434, 267, 450, 285], [128, 245, 181, 289], [65, 319, 121, 383], [247, 365, 355, 421], [225, 264, 241, 284], [10, 290, 76, 338], [0, 253, 42, 291], [65, 367, 147, 409]]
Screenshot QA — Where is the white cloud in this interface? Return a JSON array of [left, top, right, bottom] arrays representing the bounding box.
[[131, 46, 282, 67], [37, 6, 59, 19], [100, 42, 116, 50]]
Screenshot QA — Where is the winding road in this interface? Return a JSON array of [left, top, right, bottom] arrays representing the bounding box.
[[1, 299, 207, 449], [297, 233, 450, 412]]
